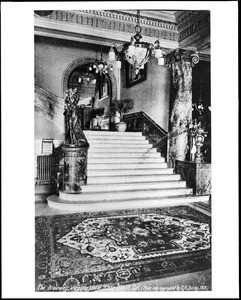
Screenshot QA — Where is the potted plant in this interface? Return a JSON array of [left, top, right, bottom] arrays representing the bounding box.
[[108, 99, 134, 132], [89, 107, 105, 130]]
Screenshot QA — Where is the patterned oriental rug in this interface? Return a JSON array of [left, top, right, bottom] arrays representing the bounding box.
[[35, 205, 211, 292]]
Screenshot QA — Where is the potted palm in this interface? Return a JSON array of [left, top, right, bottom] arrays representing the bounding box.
[[108, 99, 134, 132]]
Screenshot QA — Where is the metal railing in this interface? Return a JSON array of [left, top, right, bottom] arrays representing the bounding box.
[[124, 111, 211, 164], [123, 111, 168, 158]]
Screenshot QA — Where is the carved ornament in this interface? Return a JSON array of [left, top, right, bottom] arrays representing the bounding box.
[[35, 10, 179, 42], [165, 49, 200, 67], [179, 14, 210, 42], [177, 11, 209, 32]]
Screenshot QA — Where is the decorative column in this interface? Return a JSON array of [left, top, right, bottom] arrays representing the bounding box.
[[166, 49, 199, 167]]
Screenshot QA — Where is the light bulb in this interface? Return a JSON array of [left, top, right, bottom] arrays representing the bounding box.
[[116, 61, 121, 69], [155, 48, 162, 58], [158, 57, 165, 65], [109, 49, 115, 61]]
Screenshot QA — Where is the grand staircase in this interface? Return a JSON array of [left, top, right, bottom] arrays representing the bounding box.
[[48, 130, 209, 211]]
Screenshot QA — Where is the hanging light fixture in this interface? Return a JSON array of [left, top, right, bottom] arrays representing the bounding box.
[[192, 77, 211, 115], [78, 75, 96, 85], [193, 83, 204, 115], [108, 10, 165, 74], [88, 46, 114, 75]]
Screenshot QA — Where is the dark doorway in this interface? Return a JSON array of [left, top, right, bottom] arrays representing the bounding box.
[[68, 64, 112, 130]]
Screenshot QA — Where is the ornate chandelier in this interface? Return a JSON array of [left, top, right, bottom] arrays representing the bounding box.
[[108, 10, 165, 74], [88, 46, 114, 75]]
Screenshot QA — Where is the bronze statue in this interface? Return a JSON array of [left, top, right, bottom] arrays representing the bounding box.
[[64, 88, 89, 146]]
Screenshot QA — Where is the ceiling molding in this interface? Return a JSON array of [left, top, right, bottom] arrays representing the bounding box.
[[175, 11, 196, 25], [179, 26, 210, 52], [113, 10, 177, 23], [35, 10, 178, 41], [199, 53, 210, 62], [34, 9, 210, 55], [75, 10, 177, 29], [178, 13, 210, 42], [34, 16, 179, 49], [177, 11, 209, 33], [34, 27, 116, 47]]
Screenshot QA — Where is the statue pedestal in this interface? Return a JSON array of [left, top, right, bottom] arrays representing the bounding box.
[[175, 160, 211, 195], [62, 144, 88, 194]]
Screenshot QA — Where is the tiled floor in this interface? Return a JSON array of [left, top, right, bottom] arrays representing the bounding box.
[[35, 201, 211, 291]]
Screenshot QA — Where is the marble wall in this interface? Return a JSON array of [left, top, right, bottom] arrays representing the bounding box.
[[120, 58, 171, 132], [175, 160, 211, 195]]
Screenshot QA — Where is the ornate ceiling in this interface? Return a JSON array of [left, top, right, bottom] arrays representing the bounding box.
[[34, 9, 210, 59]]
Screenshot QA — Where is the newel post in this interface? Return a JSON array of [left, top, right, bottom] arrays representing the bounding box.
[[165, 49, 199, 167]]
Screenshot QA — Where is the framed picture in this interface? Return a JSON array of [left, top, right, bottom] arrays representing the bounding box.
[[126, 62, 147, 87], [42, 138, 54, 155]]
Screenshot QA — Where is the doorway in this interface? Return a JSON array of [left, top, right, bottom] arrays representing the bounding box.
[[67, 62, 113, 130]]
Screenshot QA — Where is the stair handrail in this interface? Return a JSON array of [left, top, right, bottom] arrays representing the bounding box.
[[123, 111, 194, 160], [35, 85, 64, 101], [123, 111, 168, 158], [124, 111, 211, 164], [124, 111, 168, 135]]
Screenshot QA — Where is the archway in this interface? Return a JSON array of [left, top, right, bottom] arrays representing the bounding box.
[[62, 57, 117, 100], [62, 58, 118, 130]]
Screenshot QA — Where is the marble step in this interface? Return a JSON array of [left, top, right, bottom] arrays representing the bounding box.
[[82, 180, 187, 192], [48, 194, 210, 212], [88, 152, 162, 159], [85, 136, 146, 141], [88, 174, 181, 184], [87, 168, 174, 176], [88, 139, 149, 145], [83, 131, 143, 137], [59, 187, 193, 202], [87, 162, 168, 170], [88, 148, 157, 153], [89, 144, 153, 149], [87, 157, 165, 163]]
